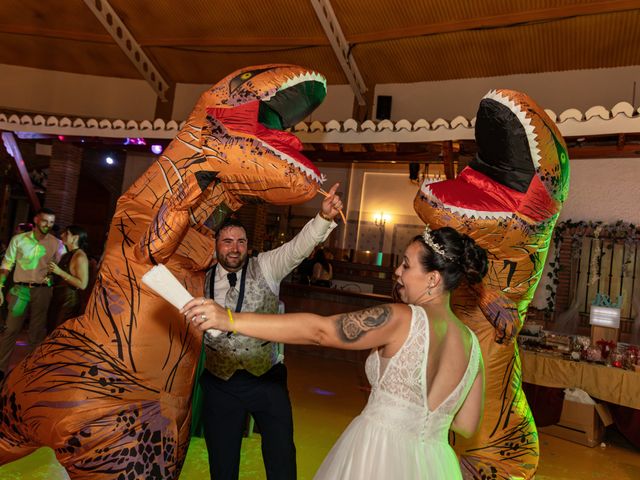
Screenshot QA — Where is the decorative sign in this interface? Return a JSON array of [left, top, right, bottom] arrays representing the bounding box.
[[590, 305, 621, 328], [592, 292, 623, 308]]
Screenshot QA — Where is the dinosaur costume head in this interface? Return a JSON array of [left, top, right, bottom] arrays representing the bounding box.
[[159, 63, 326, 231], [0, 65, 328, 479], [414, 89, 569, 479], [416, 89, 568, 236]]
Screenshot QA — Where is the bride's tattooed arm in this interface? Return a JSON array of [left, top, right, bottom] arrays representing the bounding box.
[[336, 305, 392, 343]]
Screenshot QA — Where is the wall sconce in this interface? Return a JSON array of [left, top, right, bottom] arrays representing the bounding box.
[[373, 212, 391, 227]]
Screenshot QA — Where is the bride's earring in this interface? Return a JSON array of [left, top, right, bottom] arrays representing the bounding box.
[[427, 282, 435, 296]]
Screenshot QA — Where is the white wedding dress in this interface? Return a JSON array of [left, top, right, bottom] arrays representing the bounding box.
[[314, 304, 480, 479]]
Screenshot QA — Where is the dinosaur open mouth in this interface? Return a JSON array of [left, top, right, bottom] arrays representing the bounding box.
[[418, 89, 558, 222], [207, 71, 326, 184], [259, 72, 326, 129], [420, 155, 555, 223], [420, 168, 521, 220], [470, 91, 538, 193]]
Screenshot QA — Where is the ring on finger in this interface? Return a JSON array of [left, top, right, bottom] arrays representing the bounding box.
[[200, 314, 207, 322]]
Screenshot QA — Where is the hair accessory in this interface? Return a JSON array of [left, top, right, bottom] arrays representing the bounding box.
[[421, 225, 453, 260]]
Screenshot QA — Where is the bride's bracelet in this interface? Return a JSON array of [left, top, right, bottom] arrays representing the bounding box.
[[226, 307, 237, 334]]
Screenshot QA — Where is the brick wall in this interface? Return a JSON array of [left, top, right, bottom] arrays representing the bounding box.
[[45, 142, 82, 227], [235, 203, 268, 252]]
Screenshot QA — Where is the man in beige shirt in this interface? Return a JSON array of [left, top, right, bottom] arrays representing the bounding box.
[[0, 208, 65, 381]]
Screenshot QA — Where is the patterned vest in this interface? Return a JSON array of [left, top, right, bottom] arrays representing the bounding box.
[[203, 257, 280, 380]]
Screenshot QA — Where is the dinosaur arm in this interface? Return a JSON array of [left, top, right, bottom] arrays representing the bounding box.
[[474, 283, 523, 344], [135, 172, 218, 265]]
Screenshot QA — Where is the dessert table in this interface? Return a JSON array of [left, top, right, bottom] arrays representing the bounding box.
[[521, 350, 640, 410], [521, 349, 640, 447]]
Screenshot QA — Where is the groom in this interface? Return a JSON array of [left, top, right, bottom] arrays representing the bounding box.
[[200, 183, 343, 479]]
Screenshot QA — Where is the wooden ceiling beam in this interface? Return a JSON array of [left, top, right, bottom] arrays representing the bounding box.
[[305, 150, 442, 163], [81, 0, 171, 101], [304, 140, 640, 163], [311, 0, 368, 106], [1, 132, 41, 211], [349, 0, 640, 44], [0, 25, 113, 43], [140, 36, 330, 47], [0, 25, 329, 48], [568, 143, 640, 158]]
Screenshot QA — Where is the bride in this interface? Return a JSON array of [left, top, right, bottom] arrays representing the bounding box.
[[184, 226, 487, 479]]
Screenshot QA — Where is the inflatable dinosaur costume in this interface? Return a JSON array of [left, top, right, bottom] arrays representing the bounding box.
[[0, 64, 327, 479], [414, 90, 570, 479]]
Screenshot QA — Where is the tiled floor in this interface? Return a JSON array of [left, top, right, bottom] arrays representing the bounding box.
[[0, 334, 639, 479]]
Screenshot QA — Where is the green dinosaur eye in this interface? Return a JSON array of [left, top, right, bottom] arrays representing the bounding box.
[[241, 73, 252, 80]]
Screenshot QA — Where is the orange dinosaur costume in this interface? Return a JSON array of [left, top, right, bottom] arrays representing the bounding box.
[[0, 64, 327, 479], [414, 90, 570, 479]]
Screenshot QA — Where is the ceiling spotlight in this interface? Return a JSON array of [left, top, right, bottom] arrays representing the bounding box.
[[151, 144, 163, 155], [105, 156, 115, 165]]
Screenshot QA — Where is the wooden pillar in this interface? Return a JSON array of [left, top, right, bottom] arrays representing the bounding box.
[[351, 89, 375, 123], [553, 231, 574, 319], [276, 206, 290, 247], [45, 141, 83, 227], [154, 84, 176, 121], [443, 141, 456, 179], [252, 204, 268, 252]]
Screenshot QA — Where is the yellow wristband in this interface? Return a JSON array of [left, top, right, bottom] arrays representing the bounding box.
[[226, 307, 237, 334]]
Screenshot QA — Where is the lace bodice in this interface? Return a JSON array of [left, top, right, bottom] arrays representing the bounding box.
[[362, 304, 480, 443]]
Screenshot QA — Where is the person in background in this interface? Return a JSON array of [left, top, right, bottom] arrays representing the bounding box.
[[295, 249, 316, 285], [47, 225, 90, 331], [184, 226, 487, 479], [0, 208, 65, 382], [0, 224, 37, 334], [310, 247, 333, 287]]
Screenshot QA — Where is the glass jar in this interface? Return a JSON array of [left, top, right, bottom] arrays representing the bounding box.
[[624, 348, 638, 370], [607, 348, 624, 369], [583, 345, 602, 362]]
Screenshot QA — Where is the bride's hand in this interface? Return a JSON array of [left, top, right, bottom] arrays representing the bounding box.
[[181, 298, 230, 332]]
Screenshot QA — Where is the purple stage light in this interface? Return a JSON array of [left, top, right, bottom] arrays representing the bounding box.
[[310, 387, 336, 396]]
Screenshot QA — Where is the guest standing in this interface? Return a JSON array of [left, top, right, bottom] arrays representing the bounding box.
[[310, 247, 333, 287], [47, 225, 89, 331], [0, 208, 64, 382]]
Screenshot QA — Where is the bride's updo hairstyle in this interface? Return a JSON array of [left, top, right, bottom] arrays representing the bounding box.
[[413, 226, 488, 291]]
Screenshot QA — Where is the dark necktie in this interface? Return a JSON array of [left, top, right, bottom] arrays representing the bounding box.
[[227, 272, 237, 288]]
